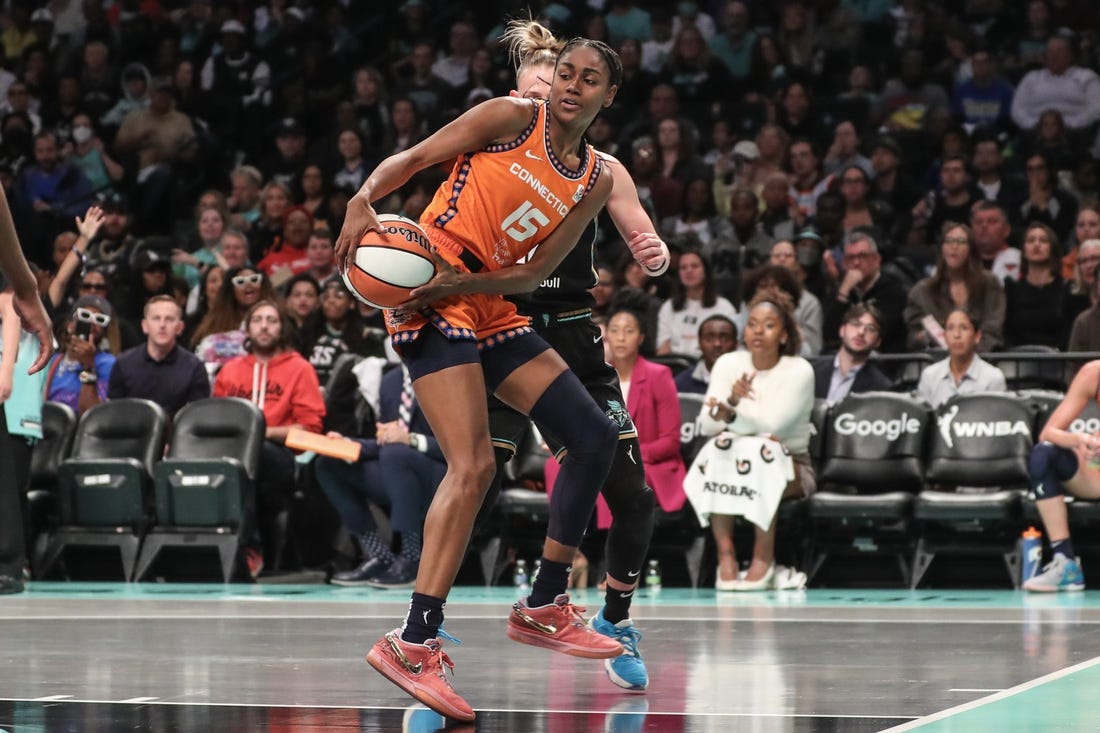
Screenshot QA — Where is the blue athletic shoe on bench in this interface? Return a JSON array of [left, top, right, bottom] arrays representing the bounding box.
[[590, 607, 649, 691]]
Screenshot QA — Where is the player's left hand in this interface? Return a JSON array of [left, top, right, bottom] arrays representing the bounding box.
[[335, 193, 382, 273], [403, 252, 461, 310], [627, 230, 666, 271]]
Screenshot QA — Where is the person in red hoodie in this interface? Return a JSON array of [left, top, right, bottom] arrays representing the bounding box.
[[256, 205, 313, 287], [213, 299, 325, 576]]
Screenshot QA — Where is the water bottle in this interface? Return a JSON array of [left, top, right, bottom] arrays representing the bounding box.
[[513, 559, 530, 592], [645, 559, 662, 594], [1020, 526, 1043, 586]]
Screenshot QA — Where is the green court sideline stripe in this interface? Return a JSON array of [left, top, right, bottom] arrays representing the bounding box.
[[880, 655, 1100, 732]]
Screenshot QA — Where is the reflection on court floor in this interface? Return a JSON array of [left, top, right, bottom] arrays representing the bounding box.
[[1, 584, 1099, 732]]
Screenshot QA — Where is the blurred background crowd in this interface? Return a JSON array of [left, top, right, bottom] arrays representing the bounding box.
[[7, 0, 1100, 581]]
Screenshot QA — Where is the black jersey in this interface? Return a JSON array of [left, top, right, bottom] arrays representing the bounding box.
[[509, 220, 599, 316], [308, 327, 350, 387]]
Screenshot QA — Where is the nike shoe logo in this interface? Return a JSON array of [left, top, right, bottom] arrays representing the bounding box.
[[525, 150, 542, 161], [385, 632, 423, 675]]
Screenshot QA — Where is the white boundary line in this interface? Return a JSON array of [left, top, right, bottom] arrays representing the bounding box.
[[0, 696, 915, 719], [0, 613, 1095, 624], [880, 655, 1100, 732]]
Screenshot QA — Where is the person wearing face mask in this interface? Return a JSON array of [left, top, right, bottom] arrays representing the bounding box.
[[66, 113, 124, 197], [791, 227, 829, 301]]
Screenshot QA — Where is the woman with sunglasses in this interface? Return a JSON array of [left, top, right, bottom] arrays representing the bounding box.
[[44, 295, 120, 415], [191, 267, 277, 376]]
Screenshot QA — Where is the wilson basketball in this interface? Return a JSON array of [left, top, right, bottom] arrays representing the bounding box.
[[343, 214, 437, 309]]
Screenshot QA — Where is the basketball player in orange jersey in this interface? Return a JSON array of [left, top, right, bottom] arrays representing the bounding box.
[[336, 39, 626, 721], [403, 19, 668, 693]]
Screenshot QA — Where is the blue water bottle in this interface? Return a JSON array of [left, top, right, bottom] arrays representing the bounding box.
[[1021, 526, 1042, 586]]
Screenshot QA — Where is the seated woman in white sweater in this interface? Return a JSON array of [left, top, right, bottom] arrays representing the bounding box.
[[698, 287, 815, 591], [656, 248, 739, 358]]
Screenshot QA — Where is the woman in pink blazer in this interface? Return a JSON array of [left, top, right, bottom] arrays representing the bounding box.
[[602, 307, 687, 524], [548, 308, 687, 522], [544, 308, 686, 585]]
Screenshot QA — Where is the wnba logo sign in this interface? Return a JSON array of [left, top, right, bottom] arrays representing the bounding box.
[[937, 403, 1030, 449]]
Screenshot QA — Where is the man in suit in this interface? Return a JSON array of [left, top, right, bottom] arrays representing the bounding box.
[[814, 303, 892, 402], [315, 361, 445, 588]]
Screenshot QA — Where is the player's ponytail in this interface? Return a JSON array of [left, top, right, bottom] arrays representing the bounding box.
[[502, 17, 564, 75]]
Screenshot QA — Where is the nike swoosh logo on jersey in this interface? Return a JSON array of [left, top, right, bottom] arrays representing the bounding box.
[[593, 333, 603, 344], [525, 150, 542, 160], [627, 569, 640, 577]]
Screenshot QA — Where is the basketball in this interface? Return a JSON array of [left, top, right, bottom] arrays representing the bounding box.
[[343, 214, 437, 309]]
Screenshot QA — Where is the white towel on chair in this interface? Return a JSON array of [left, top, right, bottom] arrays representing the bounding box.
[[683, 434, 794, 530]]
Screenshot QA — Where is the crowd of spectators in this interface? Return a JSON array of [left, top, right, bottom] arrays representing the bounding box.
[[6, 0, 1100, 580]]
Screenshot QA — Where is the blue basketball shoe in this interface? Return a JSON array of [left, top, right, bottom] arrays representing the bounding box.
[[1023, 554, 1085, 592], [590, 607, 649, 691]]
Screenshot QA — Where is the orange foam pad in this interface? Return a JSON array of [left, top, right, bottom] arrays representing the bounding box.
[[285, 428, 362, 462]]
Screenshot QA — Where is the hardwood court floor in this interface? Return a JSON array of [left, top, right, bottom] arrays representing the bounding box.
[[2, 584, 1099, 731]]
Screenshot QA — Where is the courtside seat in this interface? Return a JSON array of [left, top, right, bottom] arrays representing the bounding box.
[[915, 490, 1021, 522], [808, 397, 829, 471], [1015, 389, 1065, 432], [649, 353, 695, 377], [134, 398, 264, 582], [678, 392, 706, 466], [912, 393, 1033, 588], [478, 421, 551, 585], [25, 401, 78, 543], [808, 393, 929, 584], [38, 399, 167, 580], [650, 504, 707, 588], [886, 352, 934, 393], [991, 346, 1065, 392]]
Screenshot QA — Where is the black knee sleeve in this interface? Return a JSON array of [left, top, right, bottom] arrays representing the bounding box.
[[1029, 441, 1078, 499], [531, 371, 618, 547], [600, 438, 655, 584]]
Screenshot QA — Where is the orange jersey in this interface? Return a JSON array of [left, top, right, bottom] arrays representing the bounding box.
[[420, 98, 605, 272]]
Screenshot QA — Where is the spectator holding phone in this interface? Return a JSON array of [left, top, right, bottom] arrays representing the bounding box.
[[44, 295, 119, 415]]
